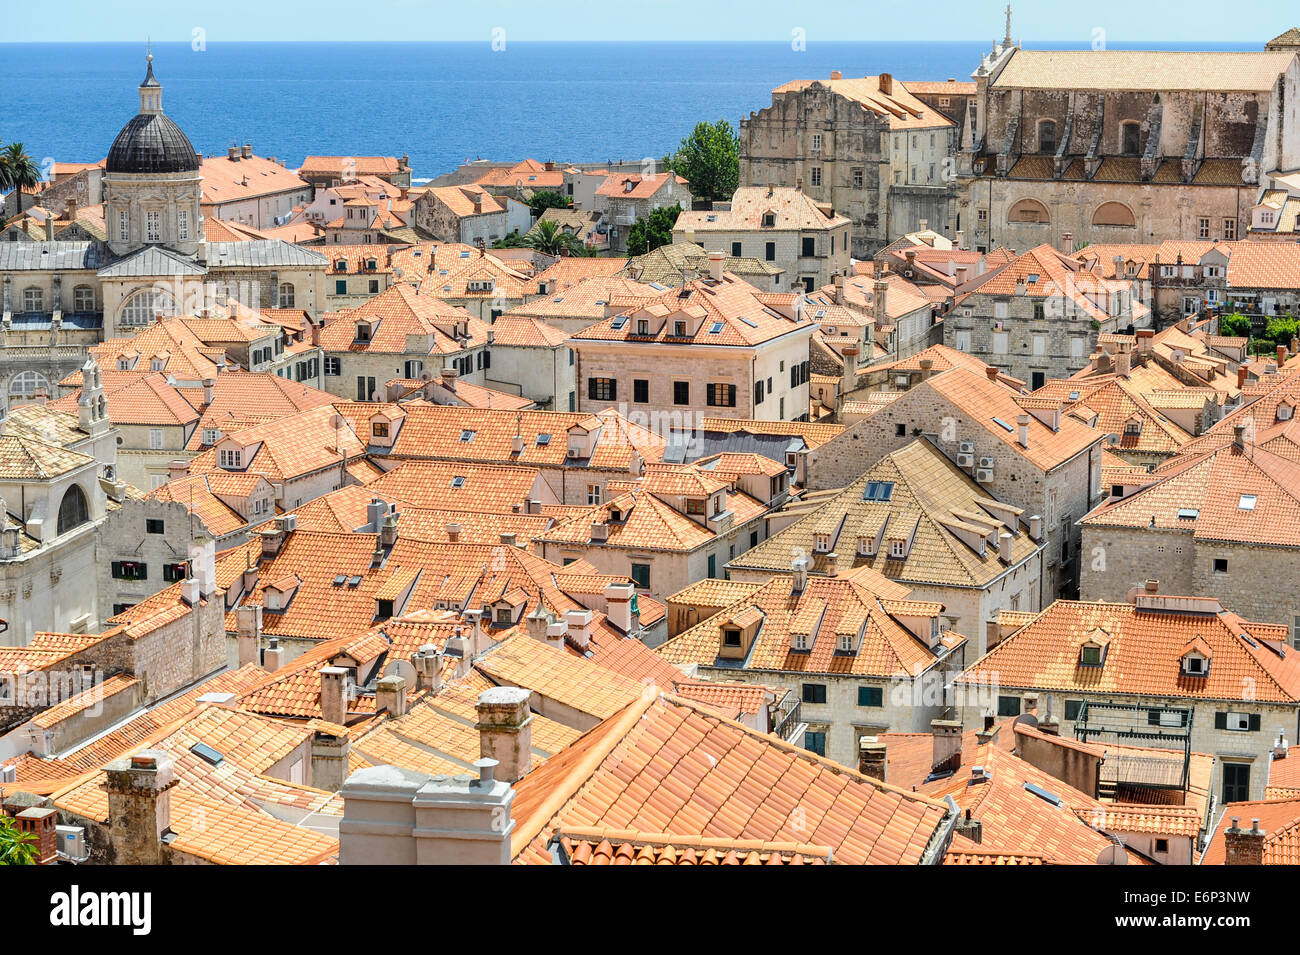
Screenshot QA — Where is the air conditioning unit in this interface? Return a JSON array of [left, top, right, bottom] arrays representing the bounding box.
[[956, 453, 975, 468], [975, 467, 994, 483], [56, 825, 87, 862], [978, 456, 995, 469], [958, 441, 975, 454], [567, 448, 581, 459]]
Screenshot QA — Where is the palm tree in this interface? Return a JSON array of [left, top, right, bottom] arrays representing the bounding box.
[[0, 815, 37, 865], [0, 142, 42, 218], [525, 219, 590, 257]]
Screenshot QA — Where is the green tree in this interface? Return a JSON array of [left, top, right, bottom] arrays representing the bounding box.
[[0, 143, 42, 217], [0, 815, 37, 865], [528, 190, 570, 218], [1264, 314, 1299, 347], [626, 204, 681, 256], [525, 219, 590, 257], [491, 231, 531, 249], [1218, 312, 1252, 338], [666, 120, 739, 203]]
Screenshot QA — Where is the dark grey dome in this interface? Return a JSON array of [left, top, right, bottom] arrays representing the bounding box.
[[106, 112, 199, 174]]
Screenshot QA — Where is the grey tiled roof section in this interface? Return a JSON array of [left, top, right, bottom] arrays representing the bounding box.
[[97, 246, 207, 277], [663, 429, 805, 464], [0, 242, 106, 271], [105, 113, 200, 174], [205, 241, 330, 268]]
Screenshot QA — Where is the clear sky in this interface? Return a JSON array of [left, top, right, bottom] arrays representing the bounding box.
[[4, 0, 1294, 43]]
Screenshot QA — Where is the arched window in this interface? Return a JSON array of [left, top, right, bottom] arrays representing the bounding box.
[[1007, 198, 1050, 224], [8, 370, 50, 400], [57, 484, 90, 535], [1038, 119, 1057, 154], [73, 285, 96, 312], [120, 289, 175, 327], [278, 282, 296, 308], [1093, 202, 1137, 227], [22, 287, 43, 312], [1120, 121, 1141, 156]]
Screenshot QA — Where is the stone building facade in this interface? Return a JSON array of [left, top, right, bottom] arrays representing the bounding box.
[[956, 38, 1300, 255], [740, 71, 957, 257]]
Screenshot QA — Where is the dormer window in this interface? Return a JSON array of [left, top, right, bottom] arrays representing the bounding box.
[[1183, 654, 1207, 675], [372, 421, 389, 438], [792, 632, 809, 651], [674, 321, 687, 337], [889, 539, 906, 558], [1280, 402, 1294, 422], [219, 447, 242, 469], [1080, 645, 1103, 666], [837, 633, 854, 653], [722, 627, 742, 648], [814, 533, 831, 553], [355, 321, 372, 342], [335, 260, 346, 271], [1124, 418, 1142, 435], [637, 319, 650, 335], [686, 498, 706, 515], [761, 213, 776, 228]]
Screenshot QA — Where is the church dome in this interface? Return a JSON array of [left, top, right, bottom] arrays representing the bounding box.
[[104, 55, 199, 175], [106, 113, 199, 174]]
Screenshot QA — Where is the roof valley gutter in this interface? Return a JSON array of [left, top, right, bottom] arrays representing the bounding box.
[[922, 794, 962, 865]]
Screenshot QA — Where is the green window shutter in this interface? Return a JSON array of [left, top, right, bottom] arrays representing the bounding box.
[[1249, 713, 1261, 732], [1214, 711, 1227, 730]]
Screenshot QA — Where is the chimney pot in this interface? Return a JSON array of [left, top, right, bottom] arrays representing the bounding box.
[[857, 736, 886, 781], [475, 686, 533, 784]]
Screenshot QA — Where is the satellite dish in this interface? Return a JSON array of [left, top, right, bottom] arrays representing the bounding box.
[[1096, 843, 1128, 865], [384, 659, 417, 686]]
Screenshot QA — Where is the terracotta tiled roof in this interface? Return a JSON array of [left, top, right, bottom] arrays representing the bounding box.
[[187, 404, 366, 485], [1202, 798, 1300, 865], [958, 597, 1300, 703], [0, 434, 94, 480], [320, 283, 486, 354], [1033, 374, 1192, 456], [594, 172, 688, 200], [299, 156, 404, 178], [556, 829, 832, 864], [992, 49, 1295, 92], [200, 153, 310, 204], [773, 75, 953, 130], [734, 439, 1036, 588], [473, 159, 565, 191], [511, 692, 952, 865], [657, 569, 943, 678], [573, 272, 812, 348], [677, 185, 849, 232], [474, 633, 643, 721]]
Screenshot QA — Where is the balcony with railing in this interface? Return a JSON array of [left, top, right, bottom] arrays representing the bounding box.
[[770, 692, 805, 744]]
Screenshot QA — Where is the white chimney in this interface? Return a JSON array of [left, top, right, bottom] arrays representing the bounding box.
[[707, 249, 726, 281], [605, 581, 635, 633], [1016, 414, 1030, 448], [999, 532, 1012, 562], [376, 674, 408, 717], [236, 604, 262, 667], [791, 556, 809, 593], [264, 637, 284, 671], [476, 687, 533, 784], [564, 609, 594, 650]]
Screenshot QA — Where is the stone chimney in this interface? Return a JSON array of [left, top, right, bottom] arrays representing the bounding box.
[[1238, 366, 1249, 388], [931, 719, 963, 772], [605, 581, 635, 633], [1224, 817, 1265, 865], [264, 637, 284, 671], [954, 808, 983, 844], [412, 644, 444, 693], [833, 272, 846, 304], [1233, 424, 1246, 450], [919, 357, 934, 381], [879, 72, 893, 95], [1117, 351, 1131, 376], [1016, 413, 1030, 448], [1279, 344, 1289, 368], [841, 342, 859, 396], [376, 674, 408, 717], [476, 687, 533, 784], [955, 265, 968, 286], [321, 666, 349, 725], [242, 142, 253, 159], [104, 751, 177, 865], [791, 555, 809, 594], [873, 278, 889, 323], [826, 552, 840, 577], [311, 727, 351, 792], [564, 609, 594, 650], [446, 521, 461, 543], [236, 604, 262, 667], [999, 531, 1012, 562], [1061, 232, 1074, 254], [858, 737, 886, 782], [985, 365, 1000, 382]]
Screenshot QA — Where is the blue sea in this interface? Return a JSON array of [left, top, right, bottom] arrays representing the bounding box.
[[0, 40, 1259, 181]]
